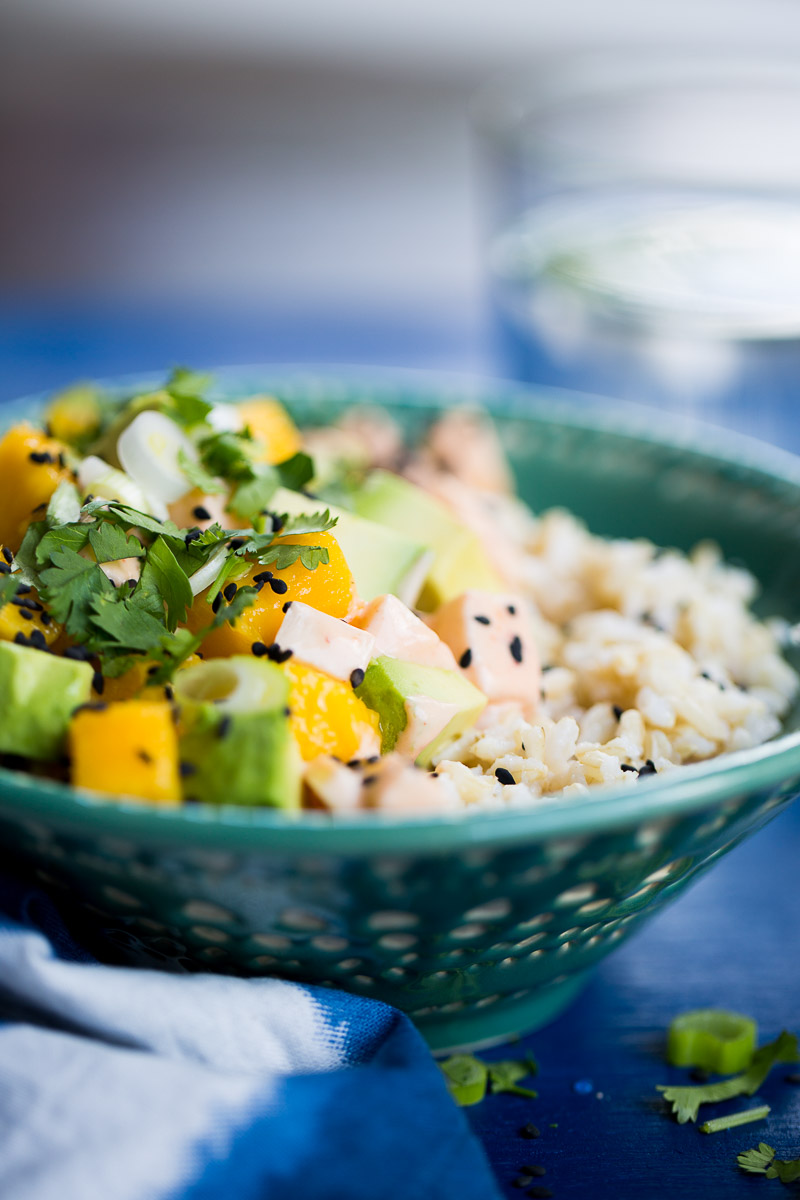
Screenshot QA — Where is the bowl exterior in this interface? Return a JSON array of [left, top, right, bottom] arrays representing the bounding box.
[[1, 774, 797, 1048]]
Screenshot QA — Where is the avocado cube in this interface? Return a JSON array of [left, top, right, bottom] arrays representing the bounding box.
[[0, 641, 93, 760], [174, 656, 301, 809], [348, 470, 503, 610], [355, 655, 487, 768]]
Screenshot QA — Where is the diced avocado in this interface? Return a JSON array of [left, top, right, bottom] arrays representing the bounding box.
[[173, 656, 301, 809], [0, 641, 93, 760], [270, 487, 432, 606], [45, 383, 103, 452], [355, 655, 487, 768], [347, 470, 503, 610]]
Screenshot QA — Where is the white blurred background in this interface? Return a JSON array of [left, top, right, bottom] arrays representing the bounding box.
[[3, 0, 800, 323]]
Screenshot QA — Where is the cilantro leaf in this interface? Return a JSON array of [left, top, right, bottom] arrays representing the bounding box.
[[88, 521, 145, 564], [147, 583, 259, 683], [88, 592, 171, 652], [230, 466, 279, 523], [737, 1143, 777, 1175], [137, 536, 192, 630], [36, 523, 90, 564], [275, 451, 314, 492], [488, 1057, 539, 1098], [166, 366, 214, 400], [38, 546, 116, 640], [160, 367, 214, 428], [0, 575, 19, 612], [279, 509, 338, 537], [84, 501, 182, 541], [254, 543, 330, 572], [738, 1143, 800, 1183], [658, 1031, 799, 1123], [177, 448, 226, 495], [440, 1055, 489, 1107], [198, 431, 255, 482]]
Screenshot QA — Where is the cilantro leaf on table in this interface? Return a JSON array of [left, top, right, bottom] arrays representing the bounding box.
[[488, 1056, 539, 1098], [658, 1031, 799, 1123], [738, 1143, 800, 1183]]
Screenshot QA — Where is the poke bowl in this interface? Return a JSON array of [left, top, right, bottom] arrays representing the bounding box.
[[0, 367, 799, 1051]]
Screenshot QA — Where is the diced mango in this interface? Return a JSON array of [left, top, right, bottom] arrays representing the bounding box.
[[69, 700, 181, 804], [0, 571, 61, 649], [186, 530, 356, 658], [237, 396, 302, 464], [0, 424, 72, 551], [283, 660, 381, 762], [168, 489, 230, 531]]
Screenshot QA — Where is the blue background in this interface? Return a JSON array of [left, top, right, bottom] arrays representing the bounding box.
[[1, 299, 798, 1199]]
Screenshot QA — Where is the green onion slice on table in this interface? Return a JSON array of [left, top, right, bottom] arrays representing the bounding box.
[[667, 1009, 757, 1075]]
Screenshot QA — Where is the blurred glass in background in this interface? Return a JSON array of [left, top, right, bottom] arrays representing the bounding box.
[[478, 52, 800, 443]]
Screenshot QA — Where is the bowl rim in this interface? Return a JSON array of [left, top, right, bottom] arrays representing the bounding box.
[[2, 364, 800, 856]]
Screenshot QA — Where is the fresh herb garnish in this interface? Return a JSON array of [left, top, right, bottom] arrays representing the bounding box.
[[161, 367, 214, 429], [699, 1104, 770, 1134], [738, 1143, 800, 1183], [439, 1052, 539, 1107], [657, 1031, 799, 1124]]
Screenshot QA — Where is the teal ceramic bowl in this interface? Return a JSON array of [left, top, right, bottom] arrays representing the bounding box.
[[1, 369, 800, 1051]]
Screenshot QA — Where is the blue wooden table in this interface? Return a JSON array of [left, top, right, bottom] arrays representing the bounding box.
[[2, 300, 798, 1199]]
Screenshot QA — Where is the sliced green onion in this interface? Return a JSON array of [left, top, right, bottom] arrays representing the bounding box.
[[699, 1104, 770, 1134], [439, 1054, 489, 1107], [667, 1009, 757, 1075]]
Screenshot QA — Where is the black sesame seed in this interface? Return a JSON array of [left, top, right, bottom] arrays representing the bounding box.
[[620, 763, 637, 773], [495, 767, 516, 786], [362, 775, 378, 786], [192, 505, 211, 521], [147, 665, 159, 677], [2, 547, 12, 563], [72, 702, 108, 716], [459, 648, 472, 669], [269, 577, 288, 595], [521, 1166, 546, 1178], [29, 450, 53, 464], [164, 685, 174, 702], [223, 583, 237, 602], [350, 668, 365, 688], [509, 635, 523, 663], [184, 529, 202, 544], [266, 643, 293, 664], [64, 645, 92, 662], [519, 1124, 540, 1139], [127, 579, 137, 590], [513, 1178, 532, 1190], [137, 749, 153, 765], [613, 705, 623, 720], [92, 672, 105, 695], [15, 583, 31, 595], [13, 632, 29, 646], [253, 571, 273, 584], [346, 759, 361, 769], [282, 600, 293, 613], [58, 452, 66, 468], [40, 612, 52, 626], [217, 715, 232, 739], [507, 604, 517, 615], [283, 706, 291, 718], [689, 1068, 709, 1084], [179, 761, 196, 778], [526, 1187, 553, 1199], [0, 563, 10, 575], [638, 759, 657, 777], [84, 494, 94, 504], [366, 755, 380, 764], [20, 609, 33, 620], [31, 502, 48, 513], [784, 1072, 800, 1085], [211, 593, 223, 614], [474, 615, 491, 625], [28, 629, 47, 650], [228, 537, 246, 551], [252, 641, 268, 657]]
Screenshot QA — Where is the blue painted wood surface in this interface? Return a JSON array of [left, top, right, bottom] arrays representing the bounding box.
[[2, 301, 798, 1198]]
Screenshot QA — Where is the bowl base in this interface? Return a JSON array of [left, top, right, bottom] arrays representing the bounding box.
[[421, 969, 593, 1054]]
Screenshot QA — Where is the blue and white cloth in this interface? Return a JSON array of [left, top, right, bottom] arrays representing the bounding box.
[[0, 877, 500, 1200]]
